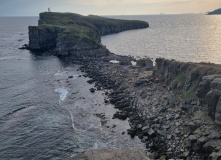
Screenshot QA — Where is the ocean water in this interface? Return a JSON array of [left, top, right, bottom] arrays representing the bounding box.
[[102, 14, 221, 64], [0, 17, 144, 160]]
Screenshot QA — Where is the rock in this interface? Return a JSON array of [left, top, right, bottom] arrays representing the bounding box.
[[89, 88, 95, 93], [135, 79, 148, 87], [148, 128, 155, 137], [196, 80, 211, 99], [215, 98, 221, 125], [169, 94, 179, 106], [136, 124, 143, 129], [68, 75, 74, 78], [142, 125, 150, 131], [205, 89, 220, 120], [113, 112, 128, 120], [87, 79, 94, 84], [167, 135, 172, 140], [136, 58, 153, 68], [183, 151, 190, 157], [104, 99, 109, 104], [127, 129, 136, 138], [208, 151, 221, 160], [203, 140, 221, 153]]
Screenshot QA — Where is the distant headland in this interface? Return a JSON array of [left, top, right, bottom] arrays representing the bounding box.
[[207, 8, 221, 15]]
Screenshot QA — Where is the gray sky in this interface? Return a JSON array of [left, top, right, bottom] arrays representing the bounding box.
[[0, 0, 220, 16]]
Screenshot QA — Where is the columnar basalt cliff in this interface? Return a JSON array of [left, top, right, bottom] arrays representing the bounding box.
[[155, 58, 221, 125], [28, 12, 149, 56]]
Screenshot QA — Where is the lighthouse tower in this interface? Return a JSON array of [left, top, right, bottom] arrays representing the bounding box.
[[48, 8, 51, 12]]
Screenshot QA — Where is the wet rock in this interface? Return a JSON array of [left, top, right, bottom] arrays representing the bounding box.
[[113, 112, 128, 120], [68, 75, 74, 78], [87, 79, 94, 84], [127, 129, 136, 138], [89, 88, 95, 93]]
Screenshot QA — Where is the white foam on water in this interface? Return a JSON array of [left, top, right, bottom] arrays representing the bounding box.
[[93, 142, 98, 149], [55, 88, 68, 101], [71, 75, 79, 80], [67, 109, 77, 131], [109, 60, 119, 64], [0, 56, 17, 61], [54, 72, 64, 76], [131, 61, 137, 66]]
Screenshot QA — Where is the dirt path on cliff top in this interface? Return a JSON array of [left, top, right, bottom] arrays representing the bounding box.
[[70, 149, 151, 160]]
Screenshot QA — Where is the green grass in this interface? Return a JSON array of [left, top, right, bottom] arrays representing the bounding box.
[[180, 90, 197, 100], [36, 12, 148, 49]]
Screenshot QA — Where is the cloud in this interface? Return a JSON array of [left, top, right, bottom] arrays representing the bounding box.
[[74, 0, 203, 7]]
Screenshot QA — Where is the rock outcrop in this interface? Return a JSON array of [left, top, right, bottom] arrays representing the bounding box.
[[208, 8, 221, 15], [28, 12, 149, 56], [155, 58, 221, 125]]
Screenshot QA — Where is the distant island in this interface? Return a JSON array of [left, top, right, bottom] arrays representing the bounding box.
[[207, 8, 221, 15]]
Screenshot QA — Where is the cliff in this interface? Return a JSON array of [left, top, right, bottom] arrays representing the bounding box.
[[28, 12, 149, 56], [155, 58, 221, 125], [208, 8, 221, 15]]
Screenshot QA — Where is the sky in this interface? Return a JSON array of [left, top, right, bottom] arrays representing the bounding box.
[[0, 0, 220, 16]]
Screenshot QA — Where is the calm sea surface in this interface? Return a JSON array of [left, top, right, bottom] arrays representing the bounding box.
[[102, 14, 221, 64]]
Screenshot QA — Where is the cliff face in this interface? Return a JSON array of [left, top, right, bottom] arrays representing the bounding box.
[[155, 58, 221, 125], [208, 8, 221, 15], [28, 12, 149, 56], [28, 26, 60, 51]]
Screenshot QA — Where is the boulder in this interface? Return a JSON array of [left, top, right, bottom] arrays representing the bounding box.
[[203, 139, 221, 153], [208, 151, 221, 160], [205, 90, 220, 120], [215, 98, 221, 125], [136, 58, 153, 68]]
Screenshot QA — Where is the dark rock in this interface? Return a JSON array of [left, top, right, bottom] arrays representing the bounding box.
[[196, 80, 211, 99], [136, 124, 143, 129], [127, 129, 136, 138], [148, 128, 156, 137], [68, 75, 74, 78], [87, 79, 94, 84], [205, 89, 220, 120], [208, 151, 221, 160], [89, 88, 95, 93], [135, 79, 148, 87]]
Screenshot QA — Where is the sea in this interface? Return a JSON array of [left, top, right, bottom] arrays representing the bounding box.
[[102, 14, 221, 64], [0, 14, 221, 160]]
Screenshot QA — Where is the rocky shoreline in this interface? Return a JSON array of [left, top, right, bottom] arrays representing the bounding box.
[[60, 50, 220, 160], [27, 12, 221, 160]]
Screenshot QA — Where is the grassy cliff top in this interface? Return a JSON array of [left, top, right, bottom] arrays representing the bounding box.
[[36, 12, 149, 50]]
